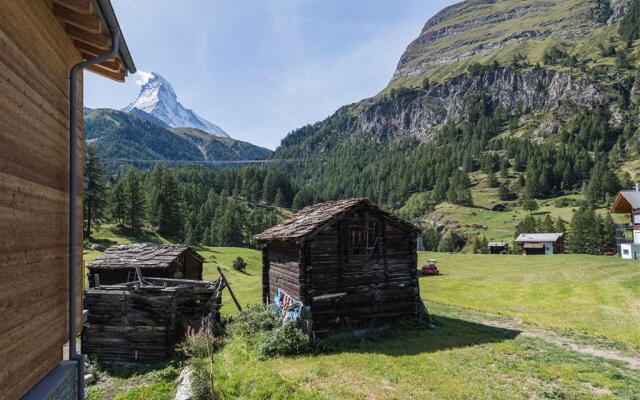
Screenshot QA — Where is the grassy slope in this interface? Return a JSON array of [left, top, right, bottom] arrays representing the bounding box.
[[211, 251, 640, 399], [410, 171, 629, 242]]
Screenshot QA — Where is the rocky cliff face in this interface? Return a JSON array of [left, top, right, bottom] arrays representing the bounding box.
[[340, 67, 616, 143]]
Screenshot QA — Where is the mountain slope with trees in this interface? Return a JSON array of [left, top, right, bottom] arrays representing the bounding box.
[[272, 0, 640, 207], [84, 108, 272, 171]]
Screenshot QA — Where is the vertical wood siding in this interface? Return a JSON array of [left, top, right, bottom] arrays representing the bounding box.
[[0, 1, 83, 398]]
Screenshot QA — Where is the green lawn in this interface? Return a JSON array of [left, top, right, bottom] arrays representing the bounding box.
[[208, 251, 640, 399], [84, 234, 640, 399], [418, 253, 640, 352]]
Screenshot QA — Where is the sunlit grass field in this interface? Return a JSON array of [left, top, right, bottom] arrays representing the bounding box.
[[85, 228, 640, 399]]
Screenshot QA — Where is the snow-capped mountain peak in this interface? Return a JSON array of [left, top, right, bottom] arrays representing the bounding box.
[[123, 71, 229, 138]]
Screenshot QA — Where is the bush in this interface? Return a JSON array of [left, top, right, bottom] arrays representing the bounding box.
[[258, 322, 310, 359], [190, 359, 216, 400], [176, 326, 222, 359], [554, 198, 578, 208], [231, 256, 247, 272], [231, 304, 279, 336]]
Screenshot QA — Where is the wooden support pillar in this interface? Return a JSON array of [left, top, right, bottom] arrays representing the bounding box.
[[262, 245, 270, 304]]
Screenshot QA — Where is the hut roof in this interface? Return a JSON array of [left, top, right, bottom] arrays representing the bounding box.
[[488, 242, 507, 247], [88, 243, 203, 270], [515, 233, 563, 243], [611, 190, 640, 214], [254, 198, 420, 242]]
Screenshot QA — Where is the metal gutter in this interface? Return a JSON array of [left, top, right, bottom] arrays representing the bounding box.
[[69, 29, 121, 400], [90, 0, 136, 74]]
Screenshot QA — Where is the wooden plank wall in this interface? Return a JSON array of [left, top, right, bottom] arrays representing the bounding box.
[[0, 1, 84, 398], [267, 240, 301, 301], [309, 209, 419, 332]]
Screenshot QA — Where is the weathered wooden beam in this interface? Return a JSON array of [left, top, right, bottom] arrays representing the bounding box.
[[53, 3, 102, 33], [53, 0, 92, 14], [65, 24, 110, 49], [86, 64, 125, 82], [217, 267, 242, 311]]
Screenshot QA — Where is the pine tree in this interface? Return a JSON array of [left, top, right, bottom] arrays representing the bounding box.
[[274, 189, 286, 208], [602, 213, 617, 253], [487, 170, 499, 188], [515, 214, 538, 237], [292, 188, 314, 210], [83, 145, 108, 239], [110, 180, 128, 230], [149, 165, 183, 239], [521, 190, 539, 211], [122, 167, 146, 234], [540, 214, 555, 233], [554, 217, 567, 233]]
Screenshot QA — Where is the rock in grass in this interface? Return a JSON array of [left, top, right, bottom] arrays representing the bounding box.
[[174, 367, 194, 400]]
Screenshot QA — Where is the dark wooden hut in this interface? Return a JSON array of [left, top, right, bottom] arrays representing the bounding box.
[[515, 233, 565, 255], [255, 198, 426, 335], [82, 277, 224, 364], [488, 242, 508, 254], [87, 243, 204, 287]]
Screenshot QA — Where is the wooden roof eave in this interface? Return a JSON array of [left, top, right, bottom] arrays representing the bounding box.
[[611, 193, 632, 214], [51, 0, 135, 82]]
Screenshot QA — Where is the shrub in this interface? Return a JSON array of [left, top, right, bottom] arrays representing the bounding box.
[[231, 256, 247, 272], [176, 326, 222, 359], [231, 304, 279, 336], [258, 322, 310, 359], [190, 359, 216, 400]]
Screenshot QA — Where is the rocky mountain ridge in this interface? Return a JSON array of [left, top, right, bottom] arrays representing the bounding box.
[[123, 72, 229, 138]]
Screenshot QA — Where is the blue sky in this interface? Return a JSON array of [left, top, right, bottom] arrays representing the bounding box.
[[85, 0, 457, 149]]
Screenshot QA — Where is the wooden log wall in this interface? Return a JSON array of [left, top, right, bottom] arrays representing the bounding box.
[[0, 1, 84, 397], [308, 208, 420, 333], [82, 284, 222, 364], [266, 240, 301, 301]]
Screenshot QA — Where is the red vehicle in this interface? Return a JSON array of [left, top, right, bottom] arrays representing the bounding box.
[[421, 259, 440, 276]]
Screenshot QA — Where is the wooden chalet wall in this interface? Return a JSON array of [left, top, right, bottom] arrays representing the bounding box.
[[0, 1, 84, 397]]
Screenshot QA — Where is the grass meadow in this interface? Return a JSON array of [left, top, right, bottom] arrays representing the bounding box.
[[84, 229, 640, 399]]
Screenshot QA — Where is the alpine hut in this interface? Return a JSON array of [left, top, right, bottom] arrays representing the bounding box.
[[487, 241, 508, 254], [254, 198, 425, 335], [515, 233, 565, 255], [610, 184, 640, 259], [87, 243, 204, 287]]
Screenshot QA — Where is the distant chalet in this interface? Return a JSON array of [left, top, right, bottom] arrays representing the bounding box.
[[515, 233, 565, 255], [87, 243, 204, 287], [610, 185, 640, 259], [255, 198, 425, 335]]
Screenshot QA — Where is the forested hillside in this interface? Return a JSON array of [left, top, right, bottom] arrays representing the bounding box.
[[273, 0, 640, 211]]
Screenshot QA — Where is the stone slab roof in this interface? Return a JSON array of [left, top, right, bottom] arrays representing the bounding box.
[[88, 243, 203, 270], [515, 233, 564, 243], [254, 198, 420, 242]]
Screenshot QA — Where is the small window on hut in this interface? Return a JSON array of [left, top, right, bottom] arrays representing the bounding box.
[[347, 221, 378, 256]]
